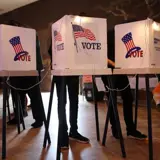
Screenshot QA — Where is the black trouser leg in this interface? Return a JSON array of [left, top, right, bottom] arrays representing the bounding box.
[[27, 78, 44, 122], [55, 76, 68, 133], [116, 75, 135, 132], [104, 75, 135, 132], [56, 76, 66, 160], [27, 76, 51, 143], [9, 76, 43, 122], [67, 76, 79, 133], [101, 75, 135, 131]]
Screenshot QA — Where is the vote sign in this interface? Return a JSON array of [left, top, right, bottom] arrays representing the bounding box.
[[51, 15, 107, 73]]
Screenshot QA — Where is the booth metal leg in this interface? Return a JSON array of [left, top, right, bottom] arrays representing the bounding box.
[[2, 77, 7, 159], [92, 76, 100, 141], [135, 75, 139, 129], [56, 127, 61, 160], [41, 98, 51, 146], [43, 77, 54, 148], [17, 93, 25, 130], [56, 76, 66, 160], [7, 89, 25, 133], [102, 94, 111, 146], [107, 76, 126, 158], [145, 75, 153, 160], [37, 71, 52, 144], [14, 92, 21, 134], [6, 88, 11, 121]]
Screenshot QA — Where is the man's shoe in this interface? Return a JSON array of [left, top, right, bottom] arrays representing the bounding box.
[[111, 127, 120, 139], [31, 121, 43, 128], [69, 132, 89, 143], [127, 130, 147, 140]]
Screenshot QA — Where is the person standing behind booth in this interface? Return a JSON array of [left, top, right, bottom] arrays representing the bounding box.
[[7, 20, 44, 128], [48, 51, 89, 150], [48, 13, 90, 150], [101, 23, 147, 140]]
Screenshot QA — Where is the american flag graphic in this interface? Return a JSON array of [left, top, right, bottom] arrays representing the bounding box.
[[54, 30, 62, 41], [9, 36, 25, 55], [121, 32, 136, 52], [72, 24, 96, 41]]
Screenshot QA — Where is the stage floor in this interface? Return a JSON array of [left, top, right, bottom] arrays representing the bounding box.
[[0, 92, 160, 160]]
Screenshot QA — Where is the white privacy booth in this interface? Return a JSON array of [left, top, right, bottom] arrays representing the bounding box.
[[113, 19, 160, 160], [44, 15, 129, 160], [115, 18, 160, 69], [0, 24, 36, 71], [1, 24, 40, 160], [51, 15, 108, 75]]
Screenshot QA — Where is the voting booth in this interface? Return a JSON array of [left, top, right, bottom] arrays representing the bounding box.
[[115, 18, 160, 69], [0, 24, 36, 71], [51, 15, 107, 73]]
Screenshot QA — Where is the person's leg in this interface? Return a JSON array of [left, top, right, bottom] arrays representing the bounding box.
[[55, 76, 68, 148], [67, 76, 79, 133], [27, 77, 44, 128], [116, 75, 135, 131], [67, 76, 89, 143], [8, 78, 27, 124], [117, 75, 147, 139], [7, 89, 18, 124]]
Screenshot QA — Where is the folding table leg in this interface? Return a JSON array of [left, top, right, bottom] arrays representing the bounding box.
[[135, 75, 139, 129], [41, 99, 51, 146], [145, 75, 153, 160], [14, 92, 21, 134], [2, 77, 7, 159], [92, 76, 100, 141], [6, 88, 11, 121], [56, 76, 66, 160], [108, 76, 126, 158], [43, 77, 54, 148], [17, 93, 25, 130], [102, 94, 111, 146]]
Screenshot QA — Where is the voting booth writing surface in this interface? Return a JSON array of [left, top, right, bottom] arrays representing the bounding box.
[[115, 18, 160, 69], [0, 24, 36, 71], [52, 15, 107, 74]]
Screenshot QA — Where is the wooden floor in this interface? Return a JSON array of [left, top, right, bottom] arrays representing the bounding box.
[[0, 92, 160, 160]]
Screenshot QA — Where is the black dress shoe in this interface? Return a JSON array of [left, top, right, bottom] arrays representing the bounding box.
[[127, 130, 147, 140], [31, 121, 43, 128], [69, 131, 90, 143]]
